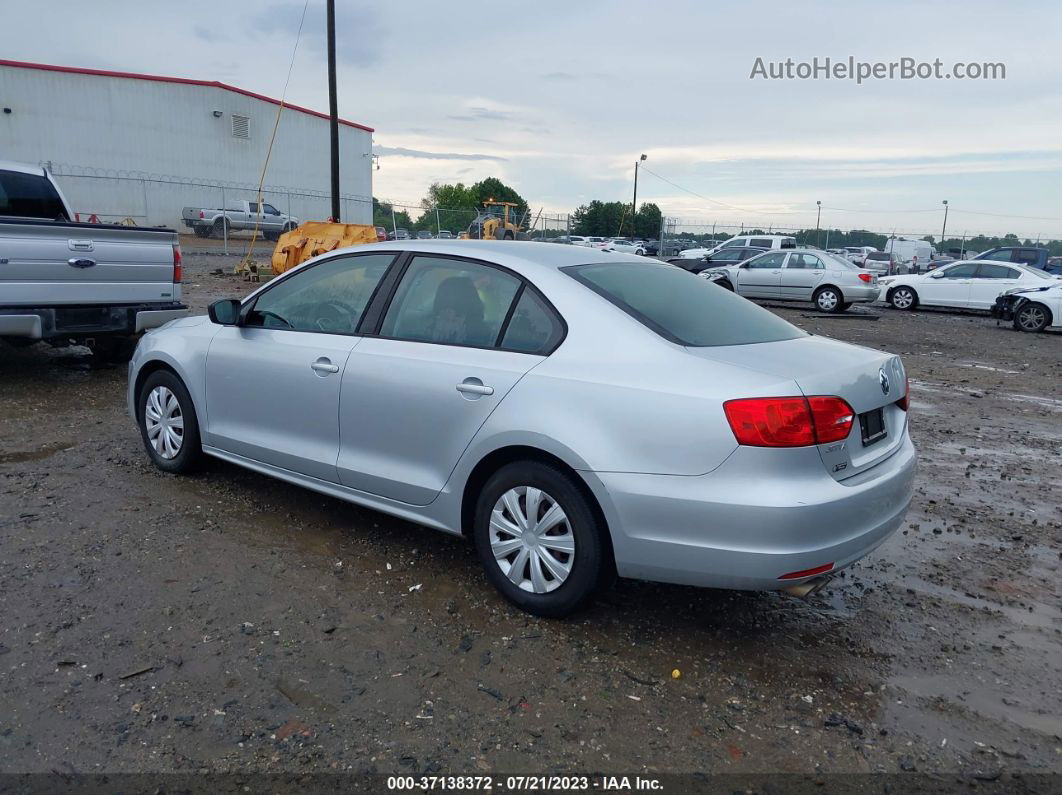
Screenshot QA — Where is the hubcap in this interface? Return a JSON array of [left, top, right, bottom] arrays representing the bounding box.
[[144, 386, 184, 459], [1020, 306, 1045, 330], [490, 486, 575, 594], [893, 290, 913, 309], [818, 290, 838, 310]]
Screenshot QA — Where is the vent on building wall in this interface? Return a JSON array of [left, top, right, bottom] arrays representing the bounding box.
[[231, 114, 250, 139]]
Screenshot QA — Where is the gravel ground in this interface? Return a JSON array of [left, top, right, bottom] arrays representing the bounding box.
[[1, 253, 1060, 782]]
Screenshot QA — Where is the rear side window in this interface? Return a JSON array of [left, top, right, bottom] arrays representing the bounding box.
[[500, 288, 564, 354], [976, 263, 1017, 279], [564, 261, 806, 347], [0, 170, 69, 220], [382, 255, 521, 348], [750, 238, 773, 248]]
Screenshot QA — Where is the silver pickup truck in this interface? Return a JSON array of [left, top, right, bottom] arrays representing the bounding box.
[[0, 161, 187, 360], [181, 200, 299, 241]]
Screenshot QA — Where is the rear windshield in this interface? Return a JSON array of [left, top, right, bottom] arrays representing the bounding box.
[[0, 170, 69, 220], [563, 261, 806, 347]]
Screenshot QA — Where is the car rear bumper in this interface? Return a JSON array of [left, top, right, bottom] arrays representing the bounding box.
[[0, 303, 188, 340], [590, 431, 916, 590], [843, 285, 881, 303]]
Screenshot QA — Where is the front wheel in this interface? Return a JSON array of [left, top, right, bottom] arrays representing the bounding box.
[[889, 286, 918, 310], [137, 370, 203, 474], [1014, 302, 1051, 332], [473, 462, 606, 617], [814, 286, 843, 313]]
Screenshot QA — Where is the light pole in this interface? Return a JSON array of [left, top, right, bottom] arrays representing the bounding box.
[[326, 0, 340, 221], [632, 154, 646, 239], [940, 200, 949, 253], [815, 200, 822, 248]]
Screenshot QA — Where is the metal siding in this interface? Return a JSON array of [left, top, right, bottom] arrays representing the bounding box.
[[0, 65, 373, 226]]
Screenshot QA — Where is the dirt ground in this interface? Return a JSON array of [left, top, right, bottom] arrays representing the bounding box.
[[1, 253, 1060, 783]]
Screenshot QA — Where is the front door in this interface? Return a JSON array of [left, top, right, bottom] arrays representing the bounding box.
[[920, 262, 977, 307], [203, 252, 395, 481], [736, 251, 786, 298], [337, 254, 560, 505]]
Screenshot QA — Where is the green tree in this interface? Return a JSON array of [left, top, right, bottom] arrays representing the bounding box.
[[634, 202, 662, 239], [571, 200, 628, 236], [372, 197, 412, 232], [418, 182, 480, 234], [472, 177, 529, 222]]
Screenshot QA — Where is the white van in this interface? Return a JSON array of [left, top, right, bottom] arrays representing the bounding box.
[[884, 238, 934, 267], [679, 234, 796, 259]]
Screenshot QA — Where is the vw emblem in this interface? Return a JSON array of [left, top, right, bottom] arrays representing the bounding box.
[[879, 367, 890, 395]]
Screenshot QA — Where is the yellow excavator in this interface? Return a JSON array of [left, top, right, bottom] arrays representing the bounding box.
[[460, 200, 526, 240]]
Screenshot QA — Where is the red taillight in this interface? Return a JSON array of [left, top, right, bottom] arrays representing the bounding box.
[[723, 396, 854, 448], [807, 396, 855, 444], [896, 376, 910, 411], [199, 210, 204, 219], [173, 244, 182, 283], [857, 272, 873, 283]]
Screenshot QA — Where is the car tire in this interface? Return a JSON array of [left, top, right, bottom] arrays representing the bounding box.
[[473, 461, 606, 618], [1013, 302, 1051, 333], [137, 370, 203, 475], [889, 286, 918, 310], [814, 286, 844, 313]]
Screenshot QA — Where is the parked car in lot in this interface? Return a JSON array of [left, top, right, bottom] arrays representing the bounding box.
[[605, 239, 646, 255], [991, 281, 1062, 332], [669, 246, 767, 275], [388, 228, 411, 241], [974, 246, 1062, 275], [374, 226, 388, 243], [862, 251, 898, 275], [0, 160, 187, 360], [181, 200, 299, 241], [567, 235, 588, 247], [702, 249, 880, 312], [128, 241, 915, 616], [416, 230, 433, 240], [679, 234, 797, 260], [844, 246, 877, 265], [879, 260, 1061, 312], [437, 230, 455, 240]]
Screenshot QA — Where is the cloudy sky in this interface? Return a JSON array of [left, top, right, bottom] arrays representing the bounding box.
[[7, 1, 1062, 237]]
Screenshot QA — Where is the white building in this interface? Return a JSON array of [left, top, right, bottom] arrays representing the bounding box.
[[0, 59, 374, 228]]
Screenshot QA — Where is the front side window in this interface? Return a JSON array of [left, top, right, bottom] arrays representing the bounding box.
[[747, 252, 787, 269], [724, 238, 748, 248], [381, 256, 521, 348], [245, 253, 393, 333], [565, 261, 805, 347], [711, 249, 744, 262], [941, 263, 979, 278], [263, 204, 280, 215]]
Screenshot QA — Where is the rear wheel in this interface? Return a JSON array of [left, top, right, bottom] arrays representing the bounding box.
[[211, 218, 229, 239], [473, 461, 606, 617], [1014, 302, 1051, 332], [889, 286, 918, 310], [137, 370, 203, 474], [814, 286, 843, 313]]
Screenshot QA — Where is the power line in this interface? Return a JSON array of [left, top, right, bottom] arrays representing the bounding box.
[[638, 166, 802, 215]]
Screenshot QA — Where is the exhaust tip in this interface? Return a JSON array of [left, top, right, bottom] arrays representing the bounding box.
[[782, 575, 832, 599]]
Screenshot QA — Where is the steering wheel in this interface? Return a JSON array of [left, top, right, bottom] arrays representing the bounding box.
[[306, 301, 358, 332], [255, 309, 293, 329]]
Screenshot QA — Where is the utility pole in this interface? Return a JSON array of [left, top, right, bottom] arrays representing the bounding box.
[[326, 0, 341, 221], [436, 206, 441, 235], [940, 199, 949, 252], [815, 200, 822, 248], [631, 154, 646, 240]]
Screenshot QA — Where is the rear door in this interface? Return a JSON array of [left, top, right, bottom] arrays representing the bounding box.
[[736, 251, 786, 298], [336, 253, 562, 505], [969, 262, 1021, 308], [778, 252, 826, 299], [203, 252, 394, 481]]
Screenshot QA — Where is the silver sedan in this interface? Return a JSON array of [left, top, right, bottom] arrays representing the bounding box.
[[702, 248, 881, 312], [128, 241, 915, 616]]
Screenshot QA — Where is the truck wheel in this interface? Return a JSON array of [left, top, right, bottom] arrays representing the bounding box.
[[211, 218, 228, 238], [1014, 302, 1051, 332], [137, 370, 203, 474]]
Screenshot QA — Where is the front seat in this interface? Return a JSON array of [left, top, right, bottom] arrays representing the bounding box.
[[429, 277, 490, 346]]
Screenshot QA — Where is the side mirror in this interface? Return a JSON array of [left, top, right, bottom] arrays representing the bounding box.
[[930, 271, 945, 279], [208, 298, 241, 325], [739, 262, 750, 269]]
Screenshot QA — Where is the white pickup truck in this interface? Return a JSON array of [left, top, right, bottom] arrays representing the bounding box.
[[0, 161, 187, 360], [181, 200, 299, 241]]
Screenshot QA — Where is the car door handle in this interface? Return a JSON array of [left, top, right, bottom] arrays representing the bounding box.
[[67, 257, 96, 268], [771, 270, 782, 274], [310, 358, 340, 375], [456, 381, 494, 396]]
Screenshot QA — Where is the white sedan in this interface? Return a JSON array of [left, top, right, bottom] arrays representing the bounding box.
[[879, 260, 1061, 311], [605, 240, 646, 255]]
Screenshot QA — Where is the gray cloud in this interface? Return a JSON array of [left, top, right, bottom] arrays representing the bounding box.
[[447, 107, 515, 123], [542, 71, 577, 81], [374, 146, 507, 162], [249, 2, 385, 68]]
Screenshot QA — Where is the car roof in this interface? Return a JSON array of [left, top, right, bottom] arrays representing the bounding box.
[[0, 159, 47, 176]]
